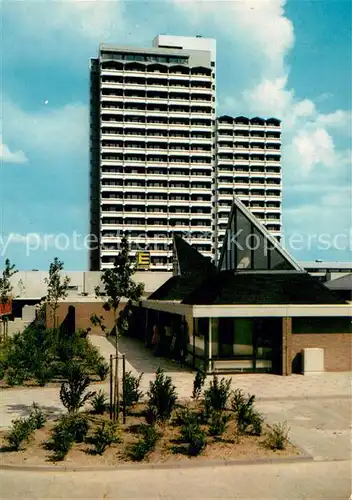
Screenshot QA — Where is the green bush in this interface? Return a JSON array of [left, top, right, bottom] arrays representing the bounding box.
[[48, 419, 74, 461], [231, 390, 263, 436], [264, 422, 290, 450], [0, 325, 108, 386], [29, 402, 47, 430], [204, 374, 232, 415], [180, 421, 207, 456], [208, 410, 232, 437], [91, 390, 108, 415], [172, 406, 199, 427], [66, 414, 90, 443], [129, 424, 160, 461], [123, 371, 143, 412], [147, 368, 177, 422], [89, 421, 120, 455], [96, 358, 109, 381], [192, 367, 206, 400], [6, 367, 28, 386], [59, 362, 95, 413], [5, 417, 34, 451]]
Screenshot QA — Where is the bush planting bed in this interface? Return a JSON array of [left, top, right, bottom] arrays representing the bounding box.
[[0, 370, 300, 467]]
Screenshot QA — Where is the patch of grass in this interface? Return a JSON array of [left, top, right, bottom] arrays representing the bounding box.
[[264, 422, 290, 450]]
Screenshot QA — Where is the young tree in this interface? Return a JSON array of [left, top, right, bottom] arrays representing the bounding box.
[[0, 259, 17, 341], [95, 234, 144, 419], [45, 258, 70, 328]]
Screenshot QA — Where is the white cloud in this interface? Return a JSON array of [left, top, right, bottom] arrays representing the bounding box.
[[0, 135, 28, 164], [2, 99, 88, 161], [172, 0, 294, 78]]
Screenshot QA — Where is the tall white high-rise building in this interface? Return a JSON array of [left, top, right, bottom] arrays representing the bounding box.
[[215, 115, 282, 259], [90, 35, 216, 271], [90, 35, 282, 271]]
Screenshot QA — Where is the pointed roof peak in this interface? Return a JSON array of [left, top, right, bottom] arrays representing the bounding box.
[[219, 197, 302, 272]]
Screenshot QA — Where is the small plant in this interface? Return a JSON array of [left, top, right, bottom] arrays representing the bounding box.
[[96, 358, 109, 381], [129, 423, 160, 461], [6, 367, 27, 386], [204, 374, 232, 415], [147, 368, 177, 422], [208, 410, 232, 437], [180, 421, 207, 456], [67, 414, 90, 443], [48, 419, 74, 461], [172, 405, 199, 427], [89, 421, 120, 455], [34, 363, 53, 386], [59, 362, 95, 413], [29, 402, 47, 430], [123, 371, 143, 412], [264, 422, 290, 450], [192, 367, 206, 400], [91, 390, 108, 414], [5, 417, 34, 451], [231, 391, 263, 436]]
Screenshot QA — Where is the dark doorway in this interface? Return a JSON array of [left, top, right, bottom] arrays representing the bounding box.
[[253, 318, 282, 374]]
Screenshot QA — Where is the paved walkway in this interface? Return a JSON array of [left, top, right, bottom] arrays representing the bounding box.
[[1, 334, 351, 462], [1, 460, 351, 499]]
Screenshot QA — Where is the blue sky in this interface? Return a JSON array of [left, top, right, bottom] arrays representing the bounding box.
[[1, 0, 351, 271]]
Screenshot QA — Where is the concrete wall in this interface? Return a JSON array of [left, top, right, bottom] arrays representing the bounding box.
[[291, 333, 352, 373]]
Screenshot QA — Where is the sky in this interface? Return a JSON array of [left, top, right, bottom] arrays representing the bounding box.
[[1, 0, 351, 271]]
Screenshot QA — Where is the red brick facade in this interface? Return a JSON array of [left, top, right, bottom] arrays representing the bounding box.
[[291, 333, 352, 372]]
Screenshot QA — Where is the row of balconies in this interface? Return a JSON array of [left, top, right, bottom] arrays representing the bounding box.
[[101, 92, 212, 102], [101, 68, 212, 80], [218, 144, 280, 151], [101, 157, 212, 165], [101, 196, 211, 204], [101, 128, 212, 140], [101, 117, 212, 128], [100, 78, 213, 91], [101, 142, 212, 151], [217, 131, 280, 138]]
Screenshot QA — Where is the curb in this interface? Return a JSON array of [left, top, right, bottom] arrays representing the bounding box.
[[0, 451, 313, 473]]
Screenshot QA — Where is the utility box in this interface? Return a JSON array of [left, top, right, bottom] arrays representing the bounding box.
[[302, 348, 324, 374]]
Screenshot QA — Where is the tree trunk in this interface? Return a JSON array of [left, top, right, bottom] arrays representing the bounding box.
[[113, 309, 119, 421]]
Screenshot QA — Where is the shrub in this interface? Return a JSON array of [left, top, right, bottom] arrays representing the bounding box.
[[29, 402, 47, 430], [129, 424, 160, 461], [208, 410, 232, 437], [66, 414, 90, 443], [192, 367, 206, 400], [264, 422, 290, 450], [204, 374, 232, 415], [59, 362, 95, 413], [91, 390, 108, 415], [34, 363, 53, 386], [6, 367, 27, 386], [180, 422, 206, 456], [48, 419, 74, 461], [89, 421, 120, 455], [173, 406, 199, 427], [5, 417, 34, 451], [96, 358, 109, 381], [123, 371, 143, 412], [231, 390, 263, 436], [147, 368, 177, 422]]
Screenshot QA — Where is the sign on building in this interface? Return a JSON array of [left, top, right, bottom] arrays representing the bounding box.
[[137, 251, 151, 270]]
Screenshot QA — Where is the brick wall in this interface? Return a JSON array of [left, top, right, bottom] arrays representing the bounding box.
[[291, 333, 352, 372], [46, 301, 126, 334]]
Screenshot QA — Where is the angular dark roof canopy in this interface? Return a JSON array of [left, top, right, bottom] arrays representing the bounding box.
[[182, 271, 347, 305]]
